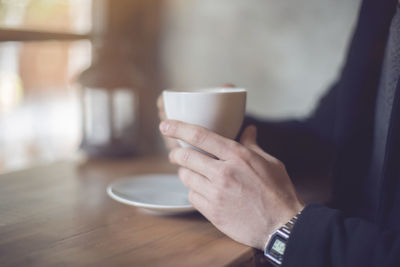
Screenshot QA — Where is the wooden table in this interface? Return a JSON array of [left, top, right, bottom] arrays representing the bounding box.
[[0, 157, 330, 267]]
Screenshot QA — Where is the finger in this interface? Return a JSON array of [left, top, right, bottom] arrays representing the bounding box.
[[239, 125, 265, 157], [178, 167, 213, 198], [157, 95, 168, 121], [240, 125, 280, 164], [158, 110, 167, 121], [250, 144, 280, 164], [240, 125, 257, 146], [169, 147, 220, 179], [162, 136, 179, 150], [160, 120, 237, 160], [221, 83, 235, 88], [257, 149, 282, 165], [188, 190, 210, 217], [156, 94, 164, 110]]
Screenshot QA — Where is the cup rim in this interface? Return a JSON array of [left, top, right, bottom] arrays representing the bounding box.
[[163, 87, 246, 94]]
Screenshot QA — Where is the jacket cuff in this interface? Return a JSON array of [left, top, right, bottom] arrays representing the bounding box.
[[282, 203, 340, 266]]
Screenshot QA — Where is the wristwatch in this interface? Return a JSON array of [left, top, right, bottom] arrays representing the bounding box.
[[264, 212, 301, 266]]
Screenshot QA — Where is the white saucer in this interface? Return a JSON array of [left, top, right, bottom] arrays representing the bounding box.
[[107, 174, 195, 214]]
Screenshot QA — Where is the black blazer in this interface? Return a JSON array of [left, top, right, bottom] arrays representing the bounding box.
[[245, 0, 400, 265]]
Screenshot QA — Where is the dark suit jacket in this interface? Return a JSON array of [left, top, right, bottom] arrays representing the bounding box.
[[245, 0, 400, 265]]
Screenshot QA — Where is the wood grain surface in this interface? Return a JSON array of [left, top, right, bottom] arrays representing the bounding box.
[[0, 157, 257, 267], [0, 157, 329, 267]]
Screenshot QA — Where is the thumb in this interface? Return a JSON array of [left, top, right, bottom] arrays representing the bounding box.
[[240, 125, 257, 146], [241, 125, 280, 163]]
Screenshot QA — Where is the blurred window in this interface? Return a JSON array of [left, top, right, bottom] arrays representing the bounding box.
[[0, 0, 92, 172], [0, 0, 91, 33]]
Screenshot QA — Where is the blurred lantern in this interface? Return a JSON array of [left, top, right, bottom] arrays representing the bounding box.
[[77, 0, 162, 158], [78, 41, 147, 158]]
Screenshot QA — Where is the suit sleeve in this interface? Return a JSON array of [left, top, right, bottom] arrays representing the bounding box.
[[283, 204, 400, 267], [241, 82, 339, 176]]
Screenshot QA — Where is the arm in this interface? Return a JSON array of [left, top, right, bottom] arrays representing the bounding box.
[[284, 204, 400, 266], [159, 119, 400, 267]]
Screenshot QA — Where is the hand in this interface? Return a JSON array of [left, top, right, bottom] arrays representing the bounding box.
[[159, 120, 305, 250]]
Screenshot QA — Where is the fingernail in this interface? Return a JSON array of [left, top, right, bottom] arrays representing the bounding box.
[[160, 121, 169, 133]]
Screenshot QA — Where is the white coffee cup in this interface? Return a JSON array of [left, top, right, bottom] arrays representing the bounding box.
[[162, 87, 247, 151]]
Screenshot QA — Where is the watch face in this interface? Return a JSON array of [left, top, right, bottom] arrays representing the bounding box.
[[266, 235, 286, 262], [271, 238, 286, 255]]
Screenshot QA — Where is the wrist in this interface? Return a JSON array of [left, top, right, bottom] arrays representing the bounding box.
[[262, 203, 304, 248]]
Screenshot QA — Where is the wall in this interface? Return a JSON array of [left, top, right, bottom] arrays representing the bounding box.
[[161, 0, 361, 119]]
